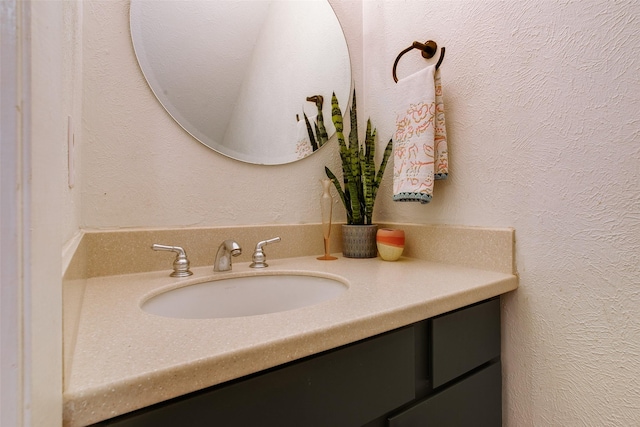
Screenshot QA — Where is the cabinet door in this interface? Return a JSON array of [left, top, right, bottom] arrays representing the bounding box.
[[431, 298, 501, 387], [388, 362, 502, 427], [96, 326, 416, 427]]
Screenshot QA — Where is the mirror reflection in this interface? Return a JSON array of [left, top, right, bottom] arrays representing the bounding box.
[[130, 0, 352, 165]]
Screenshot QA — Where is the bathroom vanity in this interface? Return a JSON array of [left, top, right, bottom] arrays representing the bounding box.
[[62, 224, 517, 426], [93, 298, 501, 426]]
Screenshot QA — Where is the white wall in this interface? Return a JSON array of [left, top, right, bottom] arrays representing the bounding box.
[[80, 0, 361, 228], [363, 0, 640, 425], [26, 0, 83, 425], [59, 0, 84, 244], [77, 0, 639, 425]]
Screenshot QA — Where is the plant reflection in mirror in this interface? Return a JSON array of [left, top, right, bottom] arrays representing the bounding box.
[[300, 95, 329, 152]]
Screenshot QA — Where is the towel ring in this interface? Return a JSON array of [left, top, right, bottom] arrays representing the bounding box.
[[392, 40, 445, 83]]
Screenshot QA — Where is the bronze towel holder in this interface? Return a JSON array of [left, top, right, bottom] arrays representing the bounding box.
[[392, 40, 445, 83]]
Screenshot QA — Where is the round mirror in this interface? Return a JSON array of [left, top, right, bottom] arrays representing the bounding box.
[[130, 0, 352, 165]]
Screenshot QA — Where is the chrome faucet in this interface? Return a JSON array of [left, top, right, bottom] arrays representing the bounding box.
[[250, 237, 281, 268], [214, 239, 242, 272]]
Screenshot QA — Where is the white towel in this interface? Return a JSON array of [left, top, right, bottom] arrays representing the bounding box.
[[392, 65, 448, 204]]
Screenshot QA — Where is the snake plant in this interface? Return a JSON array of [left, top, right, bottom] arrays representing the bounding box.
[[325, 90, 392, 225]]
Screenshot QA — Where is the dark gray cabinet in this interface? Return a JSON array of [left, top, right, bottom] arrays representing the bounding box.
[[431, 297, 501, 388], [388, 362, 502, 427], [94, 298, 502, 427]]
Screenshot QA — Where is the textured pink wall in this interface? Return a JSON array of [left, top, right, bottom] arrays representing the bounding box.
[[363, 1, 640, 425]]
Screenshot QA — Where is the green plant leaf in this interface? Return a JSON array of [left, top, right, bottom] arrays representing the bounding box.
[[364, 120, 375, 224], [331, 93, 349, 169], [373, 138, 393, 205], [325, 166, 352, 224]]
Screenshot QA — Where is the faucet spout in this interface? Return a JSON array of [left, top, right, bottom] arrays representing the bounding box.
[[214, 239, 242, 272]]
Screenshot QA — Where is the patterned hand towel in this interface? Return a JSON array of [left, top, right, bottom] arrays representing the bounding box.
[[392, 64, 448, 204]]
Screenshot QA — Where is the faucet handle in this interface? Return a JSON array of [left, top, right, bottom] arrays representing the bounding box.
[[250, 237, 281, 268], [152, 244, 193, 277]]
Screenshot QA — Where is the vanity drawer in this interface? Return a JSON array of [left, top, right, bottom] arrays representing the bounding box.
[[96, 325, 416, 427], [431, 297, 501, 387], [388, 361, 502, 427]]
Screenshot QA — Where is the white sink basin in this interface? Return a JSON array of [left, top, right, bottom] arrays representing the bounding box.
[[141, 274, 348, 319]]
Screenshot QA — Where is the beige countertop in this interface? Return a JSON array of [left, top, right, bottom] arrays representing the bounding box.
[[63, 254, 517, 426]]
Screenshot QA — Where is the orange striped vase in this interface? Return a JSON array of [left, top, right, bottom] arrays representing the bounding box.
[[376, 228, 405, 261]]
